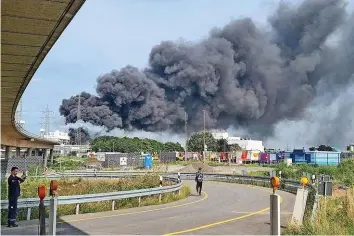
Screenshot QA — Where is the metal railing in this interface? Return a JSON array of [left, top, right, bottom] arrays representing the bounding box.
[[1, 171, 305, 221], [1, 175, 181, 210]]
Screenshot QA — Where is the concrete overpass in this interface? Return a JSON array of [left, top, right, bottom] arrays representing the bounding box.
[[1, 0, 85, 162]]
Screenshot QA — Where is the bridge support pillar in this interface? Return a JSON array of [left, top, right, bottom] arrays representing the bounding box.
[[5, 146, 11, 159], [27, 148, 33, 158], [16, 147, 21, 158], [49, 149, 54, 165], [34, 148, 39, 157], [43, 149, 48, 168]]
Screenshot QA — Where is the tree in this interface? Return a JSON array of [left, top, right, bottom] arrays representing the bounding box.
[[217, 139, 230, 152], [90, 136, 182, 153], [187, 132, 217, 152], [163, 142, 184, 152], [230, 143, 242, 151]]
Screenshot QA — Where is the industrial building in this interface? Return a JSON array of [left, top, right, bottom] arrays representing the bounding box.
[[40, 129, 70, 145], [211, 130, 265, 152]]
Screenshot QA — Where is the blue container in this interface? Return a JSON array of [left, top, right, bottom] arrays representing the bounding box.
[[143, 153, 153, 169], [307, 151, 341, 166], [292, 149, 307, 163]]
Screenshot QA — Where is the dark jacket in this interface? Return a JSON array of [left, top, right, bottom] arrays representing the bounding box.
[[195, 171, 204, 182], [8, 175, 26, 198]]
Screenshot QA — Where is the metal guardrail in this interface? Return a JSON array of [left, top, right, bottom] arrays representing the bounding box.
[[1, 175, 181, 210], [1, 171, 304, 214]]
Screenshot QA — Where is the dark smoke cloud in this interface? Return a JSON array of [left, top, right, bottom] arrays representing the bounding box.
[[60, 0, 354, 147]]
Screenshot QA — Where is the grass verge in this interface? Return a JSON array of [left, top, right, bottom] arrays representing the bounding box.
[[1, 176, 190, 225], [284, 187, 354, 235]]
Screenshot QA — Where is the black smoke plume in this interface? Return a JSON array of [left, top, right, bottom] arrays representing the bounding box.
[[60, 0, 354, 147]]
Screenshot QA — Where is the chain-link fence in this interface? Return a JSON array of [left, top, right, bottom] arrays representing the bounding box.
[[1, 156, 43, 176]]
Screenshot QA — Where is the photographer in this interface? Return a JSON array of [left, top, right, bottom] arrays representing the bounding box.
[[7, 167, 26, 227]]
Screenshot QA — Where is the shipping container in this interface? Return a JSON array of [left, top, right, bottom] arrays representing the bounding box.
[[270, 153, 277, 162], [291, 149, 307, 163], [259, 152, 270, 163], [307, 151, 341, 166], [241, 151, 248, 160], [250, 151, 260, 161]]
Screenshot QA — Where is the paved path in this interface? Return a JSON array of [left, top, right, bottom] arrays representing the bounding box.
[[1, 181, 295, 235]]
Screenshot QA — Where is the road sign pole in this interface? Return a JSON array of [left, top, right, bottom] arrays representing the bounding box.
[[270, 194, 280, 236]]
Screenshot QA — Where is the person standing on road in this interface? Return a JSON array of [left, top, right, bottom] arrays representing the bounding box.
[[7, 167, 26, 227], [195, 167, 204, 195]]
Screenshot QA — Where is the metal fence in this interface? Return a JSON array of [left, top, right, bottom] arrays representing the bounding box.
[[341, 152, 354, 159], [159, 152, 178, 163], [1, 156, 43, 174], [102, 152, 142, 168]]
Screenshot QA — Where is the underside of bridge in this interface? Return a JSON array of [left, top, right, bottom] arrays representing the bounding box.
[[1, 0, 85, 150]]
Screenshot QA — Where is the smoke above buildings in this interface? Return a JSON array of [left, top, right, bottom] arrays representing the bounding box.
[[60, 0, 354, 149]]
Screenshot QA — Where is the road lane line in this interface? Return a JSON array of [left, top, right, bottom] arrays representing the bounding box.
[[62, 191, 208, 223], [163, 183, 284, 235]]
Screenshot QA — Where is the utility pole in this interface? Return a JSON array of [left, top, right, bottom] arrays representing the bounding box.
[[76, 94, 81, 145], [185, 111, 188, 159], [203, 110, 206, 162], [41, 105, 54, 135]]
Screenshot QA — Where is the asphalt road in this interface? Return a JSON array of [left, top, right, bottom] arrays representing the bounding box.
[[1, 180, 295, 235]]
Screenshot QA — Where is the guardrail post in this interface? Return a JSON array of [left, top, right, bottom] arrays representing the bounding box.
[[76, 204, 80, 215], [270, 177, 281, 236], [27, 207, 31, 220], [138, 197, 141, 207], [38, 185, 46, 235], [49, 180, 58, 236], [49, 196, 58, 236], [270, 194, 280, 235], [112, 200, 115, 211]]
